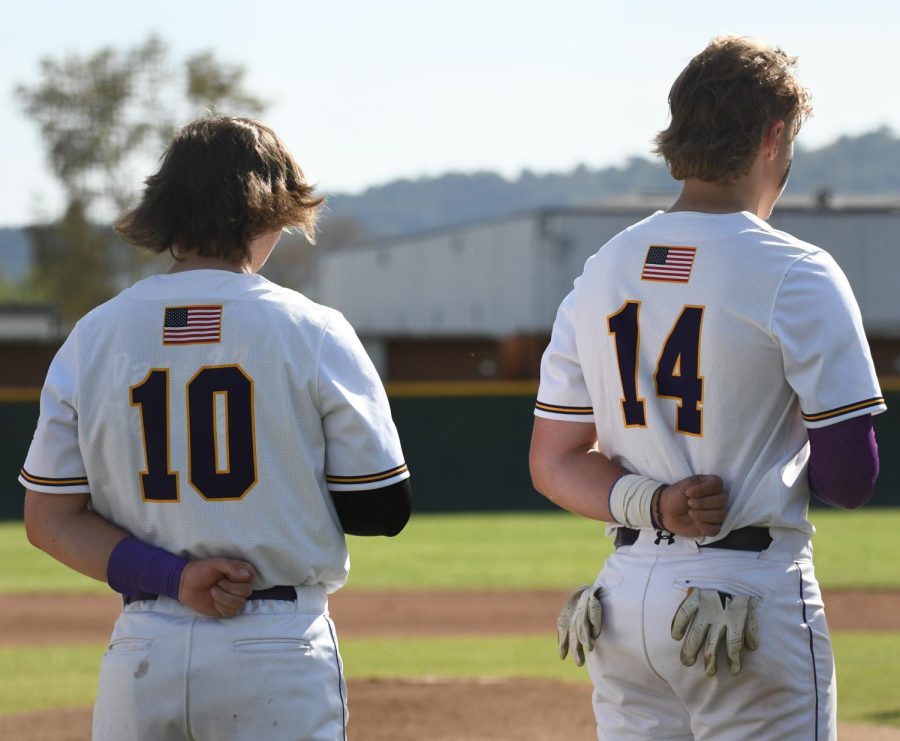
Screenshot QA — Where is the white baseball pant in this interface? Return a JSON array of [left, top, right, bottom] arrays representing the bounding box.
[[587, 530, 835, 741], [92, 585, 347, 741]]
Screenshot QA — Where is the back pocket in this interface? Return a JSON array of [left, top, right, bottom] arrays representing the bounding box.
[[106, 637, 153, 654], [673, 576, 767, 599], [233, 638, 312, 655]]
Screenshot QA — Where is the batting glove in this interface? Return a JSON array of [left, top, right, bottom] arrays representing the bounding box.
[[557, 585, 603, 667], [671, 587, 760, 676]]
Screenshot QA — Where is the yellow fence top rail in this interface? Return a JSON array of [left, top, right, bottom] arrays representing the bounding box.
[[3, 375, 899, 401]]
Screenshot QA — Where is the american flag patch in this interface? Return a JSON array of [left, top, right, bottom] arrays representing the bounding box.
[[641, 245, 697, 283], [163, 305, 222, 344]]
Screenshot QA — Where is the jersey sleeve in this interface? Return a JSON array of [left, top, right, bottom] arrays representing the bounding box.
[[19, 332, 91, 494], [772, 251, 886, 429], [535, 289, 595, 423], [317, 312, 409, 491]]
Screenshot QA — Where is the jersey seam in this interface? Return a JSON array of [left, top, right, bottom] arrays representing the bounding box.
[[313, 312, 337, 416], [326, 464, 409, 485], [801, 396, 886, 421], [768, 252, 820, 342]]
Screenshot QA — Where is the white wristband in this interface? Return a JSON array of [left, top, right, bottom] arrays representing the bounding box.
[[609, 474, 664, 530]]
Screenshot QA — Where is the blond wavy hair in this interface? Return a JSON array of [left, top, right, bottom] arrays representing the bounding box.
[[655, 36, 813, 183]]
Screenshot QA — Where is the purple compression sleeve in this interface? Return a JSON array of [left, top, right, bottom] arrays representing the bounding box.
[[807, 415, 879, 509], [106, 536, 188, 600]]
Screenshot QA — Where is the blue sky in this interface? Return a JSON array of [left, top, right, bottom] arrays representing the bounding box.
[[2, 0, 898, 226]]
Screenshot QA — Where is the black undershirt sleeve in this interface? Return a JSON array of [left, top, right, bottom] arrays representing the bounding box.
[[330, 479, 412, 537]]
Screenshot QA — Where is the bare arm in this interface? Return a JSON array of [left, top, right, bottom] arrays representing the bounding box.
[[529, 418, 627, 520], [25, 490, 129, 581], [529, 417, 727, 537], [24, 489, 256, 617]]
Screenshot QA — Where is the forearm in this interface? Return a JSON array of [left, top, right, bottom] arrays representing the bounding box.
[[531, 445, 628, 521], [24, 490, 128, 582], [24, 493, 253, 618], [530, 419, 727, 536]]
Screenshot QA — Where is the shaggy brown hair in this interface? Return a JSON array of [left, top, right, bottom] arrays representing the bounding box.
[[116, 116, 323, 261], [654, 36, 813, 183]]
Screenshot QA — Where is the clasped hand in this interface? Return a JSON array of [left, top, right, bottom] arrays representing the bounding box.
[[659, 475, 728, 538], [179, 558, 258, 618]]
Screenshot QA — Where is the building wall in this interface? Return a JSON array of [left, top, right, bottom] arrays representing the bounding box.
[[533, 210, 647, 323], [319, 206, 900, 380], [769, 210, 900, 337], [320, 216, 542, 337], [538, 208, 900, 338]]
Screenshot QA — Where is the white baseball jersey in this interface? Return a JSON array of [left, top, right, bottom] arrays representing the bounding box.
[[536, 210, 885, 542], [20, 269, 409, 592]]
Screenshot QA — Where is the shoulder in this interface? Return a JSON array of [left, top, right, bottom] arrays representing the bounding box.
[[579, 212, 661, 273], [241, 275, 349, 333], [739, 219, 842, 281], [739, 213, 823, 259], [67, 284, 139, 338]]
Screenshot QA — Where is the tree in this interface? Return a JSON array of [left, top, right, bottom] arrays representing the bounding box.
[[16, 35, 265, 323]]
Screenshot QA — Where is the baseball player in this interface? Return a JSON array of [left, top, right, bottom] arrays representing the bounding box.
[[530, 36, 884, 740], [20, 116, 411, 741]]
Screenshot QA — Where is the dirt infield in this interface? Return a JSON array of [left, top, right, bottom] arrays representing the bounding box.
[[2, 679, 899, 741], [3, 589, 900, 740], [2, 589, 900, 645]]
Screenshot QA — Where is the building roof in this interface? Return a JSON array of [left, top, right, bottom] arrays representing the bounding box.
[[334, 194, 900, 252]]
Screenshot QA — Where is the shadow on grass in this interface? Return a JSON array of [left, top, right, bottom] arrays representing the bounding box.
[[864, 709, 900, 727]]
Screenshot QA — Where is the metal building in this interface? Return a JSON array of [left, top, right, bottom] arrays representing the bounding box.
[[316, 197, 900, 381]]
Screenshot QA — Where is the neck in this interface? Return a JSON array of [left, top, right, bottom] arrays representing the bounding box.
[[668, 176, 772, 219], [168, 253, 251, 274], [669, 150, 784, 219]]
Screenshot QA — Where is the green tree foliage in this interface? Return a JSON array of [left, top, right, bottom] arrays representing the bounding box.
[[16, 36, 265, 323], [27, 201, 115, 321], [0, 270, 42, 304]]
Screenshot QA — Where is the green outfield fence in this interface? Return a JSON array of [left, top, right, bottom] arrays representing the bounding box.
[[2, 381, 898, 519]]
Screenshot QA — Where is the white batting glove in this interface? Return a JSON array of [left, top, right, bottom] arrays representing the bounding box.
[[670, 587, 760, 676], [557, 585, 603, 667]]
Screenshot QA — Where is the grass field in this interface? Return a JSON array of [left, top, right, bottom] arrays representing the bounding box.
[[2, 511, 900, 727], [4, 508, 900, 594], [2, 634, 899, 725]]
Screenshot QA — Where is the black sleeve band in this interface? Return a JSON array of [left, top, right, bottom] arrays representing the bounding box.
[[330, 479, 412, 537]]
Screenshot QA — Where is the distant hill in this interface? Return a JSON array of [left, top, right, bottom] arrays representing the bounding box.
[[3, 127, 900, 283], [325, 127, 900, 238], [786, 127, 900, 195]]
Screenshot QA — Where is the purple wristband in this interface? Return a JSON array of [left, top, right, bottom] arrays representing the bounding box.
[[107, 536, 188, 601]]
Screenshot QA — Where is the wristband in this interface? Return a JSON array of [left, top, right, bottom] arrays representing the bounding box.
[[650, 485, 667, 530], [107, 536, 188, 601], [609, 474, 665, 530]]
